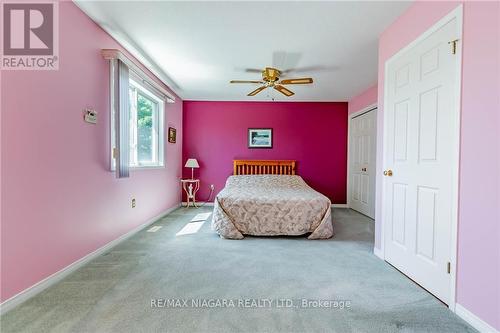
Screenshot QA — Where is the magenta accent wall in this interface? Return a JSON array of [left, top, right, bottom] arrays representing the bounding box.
[[0, 3, 182, 302], [376, 2, 500, 329], [348, 84, 378, 115], [182, 101, 348, 204]]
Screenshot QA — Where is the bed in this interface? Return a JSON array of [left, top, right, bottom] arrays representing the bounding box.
[[211, 160, 333, 239]]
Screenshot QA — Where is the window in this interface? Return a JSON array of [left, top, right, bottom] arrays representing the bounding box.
[[128, 80, 164, 167], [111, 78, 165, 169], [105, 51, 174, 176]]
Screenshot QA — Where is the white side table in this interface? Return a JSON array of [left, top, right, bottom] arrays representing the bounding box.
[[181, 179, 200, 208]]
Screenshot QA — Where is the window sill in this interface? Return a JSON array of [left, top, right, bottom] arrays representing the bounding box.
[[132, 165, 165, 170], [110, 165, 165, 172]]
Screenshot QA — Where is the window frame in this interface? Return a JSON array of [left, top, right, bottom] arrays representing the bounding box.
[[110, 74, 165, 171]]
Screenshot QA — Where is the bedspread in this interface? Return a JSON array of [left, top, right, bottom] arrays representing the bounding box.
[[211, 175, 333, 239]]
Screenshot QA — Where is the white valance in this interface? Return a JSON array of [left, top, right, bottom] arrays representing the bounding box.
[[102, 49, 175, 103]]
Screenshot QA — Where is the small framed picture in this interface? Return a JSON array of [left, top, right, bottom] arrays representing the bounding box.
[[248, 128, 273, 148], [168, 127, 176, 143]]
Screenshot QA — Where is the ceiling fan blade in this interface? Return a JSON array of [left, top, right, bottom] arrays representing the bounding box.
[[247, 86, 267, 96], [274, 85, 295, 97], [230, 80, 264, 84], [281, 65, 337, 74], [280, 78, 313, 85], [272, 51, 301, 70], [244, 68, 264, 73]]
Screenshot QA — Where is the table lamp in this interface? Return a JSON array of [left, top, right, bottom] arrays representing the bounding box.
[[185, 158, 199, 180]]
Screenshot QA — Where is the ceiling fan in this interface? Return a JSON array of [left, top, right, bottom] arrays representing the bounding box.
[[230, 67, 313, 97]]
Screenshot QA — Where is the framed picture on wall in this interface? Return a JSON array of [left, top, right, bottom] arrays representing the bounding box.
[[168, 127, 176, 143], [248, 128, 273, 148]]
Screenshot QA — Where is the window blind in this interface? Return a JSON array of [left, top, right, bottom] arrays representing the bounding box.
[[114, 59, 130, 178]]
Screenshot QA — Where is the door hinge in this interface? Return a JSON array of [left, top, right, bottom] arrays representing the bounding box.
[[112, 148, 117, 159], [448, 39, 460, 55], [447, 262, 451, 274]]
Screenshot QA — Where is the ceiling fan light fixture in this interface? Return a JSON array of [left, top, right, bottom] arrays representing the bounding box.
[[231, 66, 312, 98]]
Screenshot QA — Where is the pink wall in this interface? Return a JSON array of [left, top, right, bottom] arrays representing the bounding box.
[[348, 84, 378, 115], [182, 101, 348, 204], [0, 2, 182, 302], [376, 2, 500, 329]]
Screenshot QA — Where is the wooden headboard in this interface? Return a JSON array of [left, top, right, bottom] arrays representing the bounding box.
[[233, 160, 296, 175]]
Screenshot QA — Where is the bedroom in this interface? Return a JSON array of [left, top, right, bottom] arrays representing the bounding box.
[[1, 1, 499, 332]]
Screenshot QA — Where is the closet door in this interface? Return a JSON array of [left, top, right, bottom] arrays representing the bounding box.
[[349, 109, 376, 218]]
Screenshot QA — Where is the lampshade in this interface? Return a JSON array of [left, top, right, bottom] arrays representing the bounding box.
[[184, 158, 199, 168]]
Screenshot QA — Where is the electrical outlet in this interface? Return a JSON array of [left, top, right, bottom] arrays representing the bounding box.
[[83, 108, 97, 124], [132, 198, 136, 208], [210, 184, 215, 190]]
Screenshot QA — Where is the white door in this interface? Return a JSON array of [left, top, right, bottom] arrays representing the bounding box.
[[383, 15, 460, 304], [349, 109, 376, 218]]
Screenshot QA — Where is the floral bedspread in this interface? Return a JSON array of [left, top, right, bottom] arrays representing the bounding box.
[[211, 175, 333, 239]]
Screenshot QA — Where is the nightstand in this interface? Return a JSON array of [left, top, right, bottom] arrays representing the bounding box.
[[181, 179, 200, 208]]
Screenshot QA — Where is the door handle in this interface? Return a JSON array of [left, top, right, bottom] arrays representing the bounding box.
[[383, 170, 393, 176], [361, 167, 367, 172]]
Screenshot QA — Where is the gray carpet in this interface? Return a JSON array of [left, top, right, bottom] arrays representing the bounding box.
[[1, 208, 475, 333]]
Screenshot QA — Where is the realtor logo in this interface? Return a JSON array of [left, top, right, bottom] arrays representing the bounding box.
[[1, 2, 59, 70]]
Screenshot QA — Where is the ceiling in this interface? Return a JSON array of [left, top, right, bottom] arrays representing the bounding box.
[[75, 1, 411, 101]]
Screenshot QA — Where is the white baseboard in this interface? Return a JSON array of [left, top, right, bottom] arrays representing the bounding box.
[[0, 203, 181, 315], [455, 303, 499, 333], [182, 201, 214, 207], [332, 204, 349, 208], [373, 247, 384, 260]]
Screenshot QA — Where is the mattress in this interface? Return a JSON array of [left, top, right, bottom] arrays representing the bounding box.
[[211, 175, 333, 239]]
